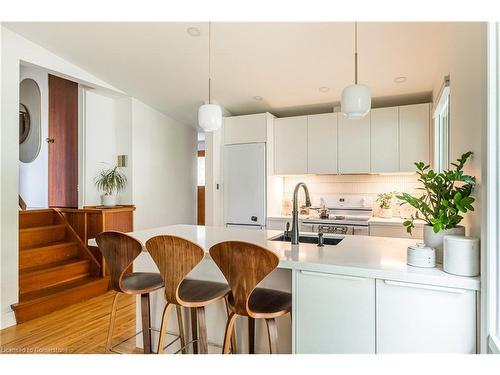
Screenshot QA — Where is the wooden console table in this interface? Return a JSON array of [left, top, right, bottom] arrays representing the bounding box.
[[57, 205, 136, 276]]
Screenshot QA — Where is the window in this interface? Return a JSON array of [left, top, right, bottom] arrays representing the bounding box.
[[433, 76, 450, 172]]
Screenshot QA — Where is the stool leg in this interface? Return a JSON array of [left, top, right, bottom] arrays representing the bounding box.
[[140, 293, 152, 354], [265, 318, 278, 354], [224, 297, 237, 354], [157, 302, 173, 354], [190, 308, 198, 354], [106, 292, 120, 352], [223, 313, 238, 354], [248, 317, 255, 354], [175, 305, 186, 354], [197, 307, 208, 354]]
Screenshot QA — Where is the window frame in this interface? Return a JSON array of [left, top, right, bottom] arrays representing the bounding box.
[[433, 78, 450, 173]]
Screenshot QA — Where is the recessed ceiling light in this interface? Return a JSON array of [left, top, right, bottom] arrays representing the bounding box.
[[394, 76, 407, 83], [187, 27, 201, 37], [319, 86, 330, 93], [253, 96, 263, 101]]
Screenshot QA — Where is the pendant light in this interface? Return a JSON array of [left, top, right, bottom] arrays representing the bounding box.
[[341, 22, 371, 119], [198, 22, 222, 132]]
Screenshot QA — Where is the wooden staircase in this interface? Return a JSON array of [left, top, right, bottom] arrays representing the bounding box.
[[12, 209, 110, 323]]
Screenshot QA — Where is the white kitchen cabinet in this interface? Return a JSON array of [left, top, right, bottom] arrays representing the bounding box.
[[399, 103, 430, 172], [369, 222, 423, 239], [370, 107, 399, 173], [376, 279, 476, 353], [295, 270, 376, 353], [338, 113, 371, 173], [223, 113, 269, 145], [274, 116, 308, 174], [307, 113, 338, 174]]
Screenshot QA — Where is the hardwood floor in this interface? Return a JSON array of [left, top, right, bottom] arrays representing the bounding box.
[[1, 291, 138, 354]]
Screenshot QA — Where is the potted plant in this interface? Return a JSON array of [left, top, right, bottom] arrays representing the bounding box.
[[94, 166, 127, 207], [397, 152, 476, 262], [376, 191, 397, 218]]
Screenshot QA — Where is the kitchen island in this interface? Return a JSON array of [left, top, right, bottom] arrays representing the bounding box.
[[89, 224, 480, 354]]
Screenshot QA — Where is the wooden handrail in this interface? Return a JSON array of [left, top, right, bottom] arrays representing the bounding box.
[[19, 195, 27, 210]]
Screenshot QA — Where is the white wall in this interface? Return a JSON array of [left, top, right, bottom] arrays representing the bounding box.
[[18, 65, 48, 208], [1, 26, 124, 329], [131, 99, 197, 230], [432, 23, 487, 238]]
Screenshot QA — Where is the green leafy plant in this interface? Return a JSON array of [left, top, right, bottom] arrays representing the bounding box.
[[94, 166, 127, 196], [397, 152, 476, 234], [376, 191, 398, 209]]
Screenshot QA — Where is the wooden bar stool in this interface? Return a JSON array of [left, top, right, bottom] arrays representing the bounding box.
[[96, 231, 184, 354], [145, 235, 236, 354], [209, 241, 292, 354]]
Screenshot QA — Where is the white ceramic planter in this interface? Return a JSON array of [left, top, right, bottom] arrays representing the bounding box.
[[379, 208, 393, 218], [443, 235, 480, 276], [423, 225, 465, 264], [101, 194, 117, 207]]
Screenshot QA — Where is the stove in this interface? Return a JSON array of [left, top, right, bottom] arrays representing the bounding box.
[[302, 207, 372, 235]]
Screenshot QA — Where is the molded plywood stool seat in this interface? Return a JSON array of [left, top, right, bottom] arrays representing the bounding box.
[[96, 231, 181, 354], [145, 235, 236, 354], [209, 241, 292, 354]]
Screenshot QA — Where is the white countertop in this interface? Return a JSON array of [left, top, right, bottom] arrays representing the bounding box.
[[89, 224, 479, 291]]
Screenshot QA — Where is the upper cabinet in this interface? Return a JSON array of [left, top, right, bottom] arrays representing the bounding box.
[[307, 113, 338, 174], [370, 107, 399, 173], [224, 113, 269, 145], [399, 103, 430, 172], [270, 103, 430, 176], [338, 113, 371, 174], [274, 116, 308, 174]]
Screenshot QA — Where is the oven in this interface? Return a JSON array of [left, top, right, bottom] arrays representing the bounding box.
[[302, 220, 369, 236]]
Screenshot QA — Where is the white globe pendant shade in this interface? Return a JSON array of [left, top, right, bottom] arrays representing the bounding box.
[[198, 103, 222, 132], [341, 84, 371, 119]]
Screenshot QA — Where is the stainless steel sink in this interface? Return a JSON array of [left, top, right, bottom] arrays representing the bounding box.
[[269, 233, 344, 246]]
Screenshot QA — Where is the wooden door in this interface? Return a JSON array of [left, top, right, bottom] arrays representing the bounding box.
[[48, 74, 78, 208]]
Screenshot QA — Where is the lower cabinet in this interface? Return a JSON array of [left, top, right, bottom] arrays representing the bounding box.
[[375, 279, 476, 353], [295, 270, 376, 353], [294, 270, 477, 354]]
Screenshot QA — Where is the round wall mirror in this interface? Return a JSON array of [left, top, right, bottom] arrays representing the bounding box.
[[19, 78, 42, 163]]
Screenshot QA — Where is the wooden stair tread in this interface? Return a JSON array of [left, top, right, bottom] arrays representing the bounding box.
[[17, 276, 109, 304], [19, 208, 55, 214], [19, 223, 65, 233], [20, 258, 89, 275], [20, 240, 78, 252]]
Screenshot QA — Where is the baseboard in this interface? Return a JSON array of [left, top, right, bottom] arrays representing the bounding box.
[[1, 309, 17, 329]]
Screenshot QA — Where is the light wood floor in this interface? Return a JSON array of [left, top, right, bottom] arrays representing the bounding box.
[[0, 291, 139, 354]]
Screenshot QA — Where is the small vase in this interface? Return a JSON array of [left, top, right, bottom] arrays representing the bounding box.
[[423, 225, 465, 264], [101, 194, 117, 207], [379, 208, 393, 218]]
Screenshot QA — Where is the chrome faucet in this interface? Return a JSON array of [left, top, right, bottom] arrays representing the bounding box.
[[291, 182, 311, 245]]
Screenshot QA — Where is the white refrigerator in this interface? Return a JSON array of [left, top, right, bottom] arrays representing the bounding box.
[[223, 143, 266, 228]]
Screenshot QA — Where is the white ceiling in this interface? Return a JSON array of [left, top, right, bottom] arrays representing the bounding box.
[[4, 22, 449, 127]]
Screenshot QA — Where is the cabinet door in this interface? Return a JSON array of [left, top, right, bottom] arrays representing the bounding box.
[[399, 103, 430, 172], [370, 107, 399, 173], [307, 113, 338, 174], [266, 218, 291, 230], [376, 279, 476, 353], [224, 113, 267, 145], [338, 113, 371, 173], [295, 270, 375, 353], [274, 116, 308, 174]]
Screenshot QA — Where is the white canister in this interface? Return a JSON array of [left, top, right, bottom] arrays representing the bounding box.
[[443, 235, 480, 277], [407, 243, 436, 268]]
